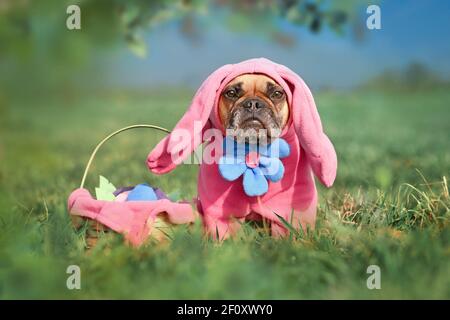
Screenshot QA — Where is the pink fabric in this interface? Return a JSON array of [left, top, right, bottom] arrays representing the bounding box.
[[68, 188, 196, 246], [147, 58, 337, 239]]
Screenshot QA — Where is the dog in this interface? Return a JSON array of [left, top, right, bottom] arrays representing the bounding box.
[[148, 58, 337, 239], [218, 73, 290, 144]]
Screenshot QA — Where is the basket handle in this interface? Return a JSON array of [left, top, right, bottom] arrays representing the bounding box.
[[79, 124, 170, 189]]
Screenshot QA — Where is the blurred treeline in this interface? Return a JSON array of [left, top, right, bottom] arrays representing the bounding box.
[[4, 1, 443, 101], [361, 62, 450, 92], [0, 0, 370, 96]]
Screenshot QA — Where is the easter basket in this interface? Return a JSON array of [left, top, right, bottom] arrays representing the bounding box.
[[67, 125, 197, 247]]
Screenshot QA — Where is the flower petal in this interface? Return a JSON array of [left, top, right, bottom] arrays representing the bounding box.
[[243, 167, 268, 196], [258, 155, 271, 167], [219, 156, 247, 181], [260, 157, 285, 182], [222, 136, 234, 155], [219, 154, 245, 165], [223, 136, 246, 158], [264, 138, 290, 159]]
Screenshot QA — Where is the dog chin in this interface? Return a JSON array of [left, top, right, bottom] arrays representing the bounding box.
[[226, 125, 281, 145]]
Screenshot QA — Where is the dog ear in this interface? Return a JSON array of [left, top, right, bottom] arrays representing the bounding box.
[[277, 65, 337, 187], [147, 64, 233, 174]]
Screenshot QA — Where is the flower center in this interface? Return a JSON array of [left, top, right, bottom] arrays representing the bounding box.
[[245, 151, 260, 168]]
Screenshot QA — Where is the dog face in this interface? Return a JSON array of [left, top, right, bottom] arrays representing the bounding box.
[[218, 74, 289, 144]]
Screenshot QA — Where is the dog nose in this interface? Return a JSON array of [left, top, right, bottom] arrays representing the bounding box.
[[243, 98, 265, 110]]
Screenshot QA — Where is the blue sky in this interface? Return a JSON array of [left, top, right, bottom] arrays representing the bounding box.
[[107, 0, 450, 90]]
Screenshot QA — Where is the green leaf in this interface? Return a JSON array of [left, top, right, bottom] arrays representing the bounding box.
[[95, 175, 116, 201], [127, 33, 147, 58]]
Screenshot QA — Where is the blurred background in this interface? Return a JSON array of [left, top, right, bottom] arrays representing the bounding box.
[[0, 0, 449, 299], [1, 0, 450, 91]]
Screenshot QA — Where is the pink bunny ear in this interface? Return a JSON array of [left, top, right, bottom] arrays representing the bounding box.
[[277, 65, 337, 187], [147, 64, 233, 174]]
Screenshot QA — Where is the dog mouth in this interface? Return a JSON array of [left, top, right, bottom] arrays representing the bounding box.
[[226, 112, 281, 144], [241, 118, 265, 130]]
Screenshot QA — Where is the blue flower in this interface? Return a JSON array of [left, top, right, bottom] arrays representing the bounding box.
[[218, 136, 290, 197]]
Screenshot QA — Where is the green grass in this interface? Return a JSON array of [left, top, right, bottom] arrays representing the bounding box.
[[0, 88, 449, 299]]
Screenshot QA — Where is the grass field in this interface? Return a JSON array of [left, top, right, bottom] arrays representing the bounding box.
[[0, 88, 449, 299]]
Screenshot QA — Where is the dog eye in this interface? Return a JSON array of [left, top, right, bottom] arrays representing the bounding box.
[[271, 91, 284, 100], [224, 89, 237, 99]]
